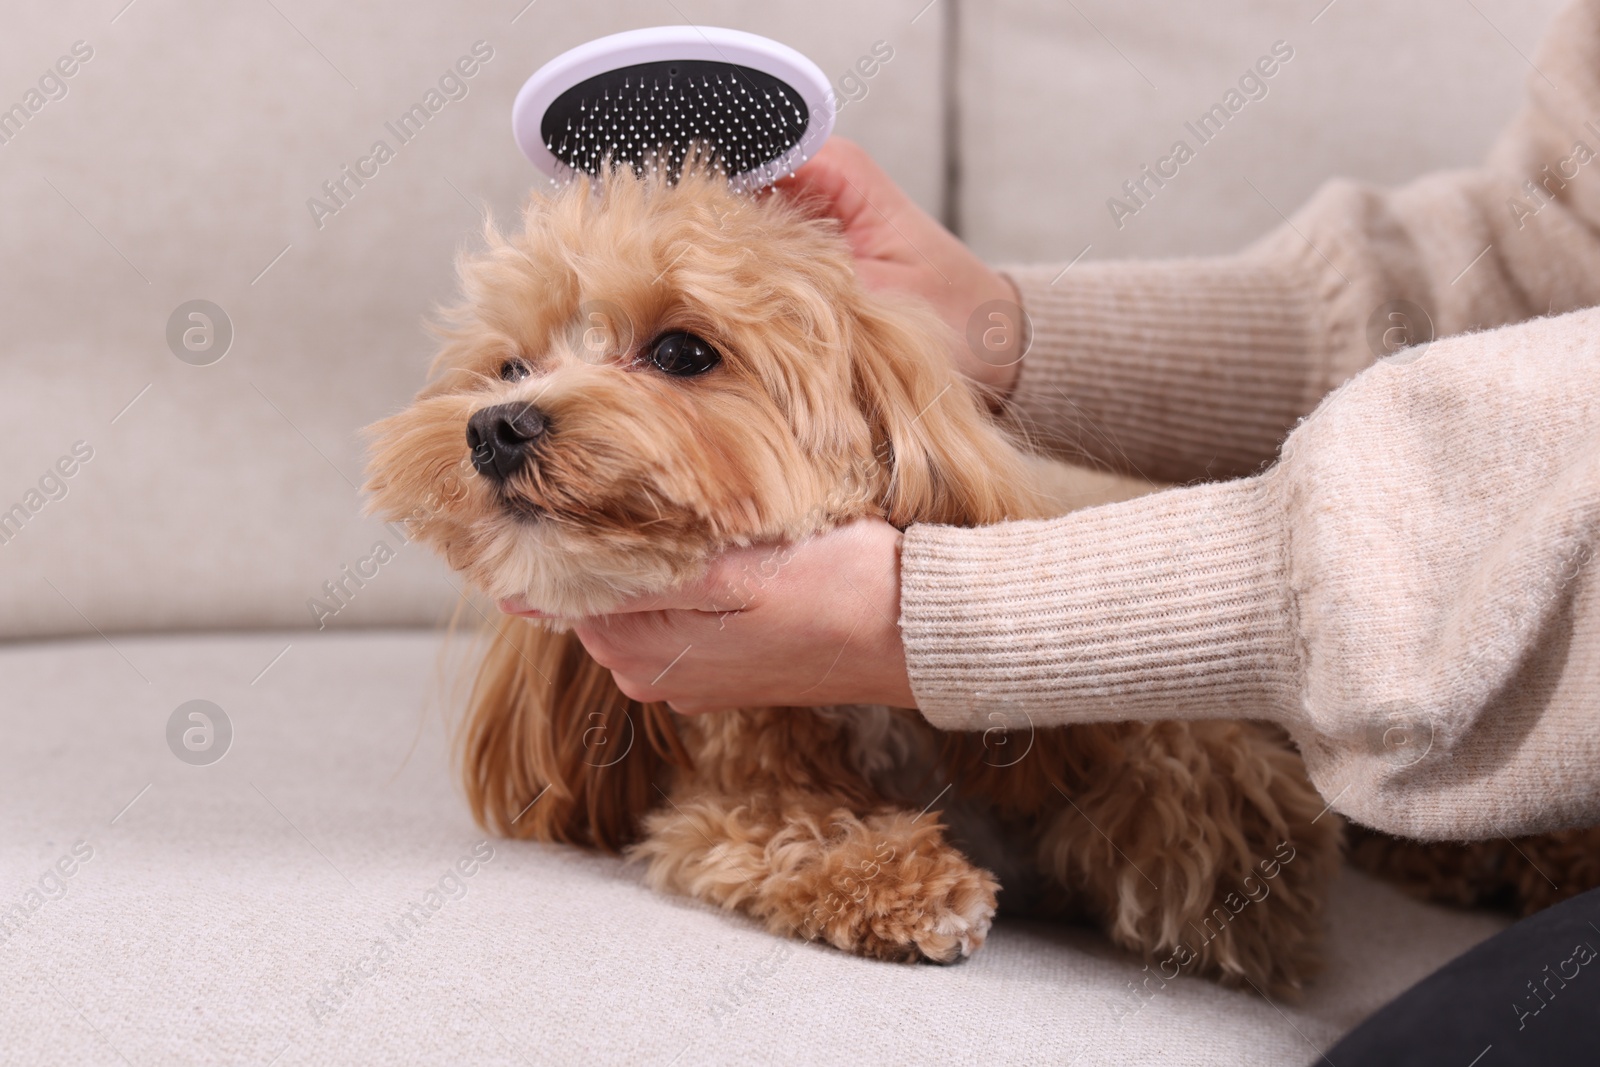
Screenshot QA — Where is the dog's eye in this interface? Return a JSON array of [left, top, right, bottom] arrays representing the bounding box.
[[498, 359, 530, 383], [648, 332, 720, 377]]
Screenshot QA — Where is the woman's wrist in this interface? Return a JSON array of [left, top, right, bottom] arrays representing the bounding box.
[[948, 266, 1027, 402], [992, 271, 1026, 400], [861, 524, 917, 708]]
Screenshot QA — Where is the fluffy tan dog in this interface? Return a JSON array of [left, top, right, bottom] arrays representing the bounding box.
[[365, 163, 1347, 994]]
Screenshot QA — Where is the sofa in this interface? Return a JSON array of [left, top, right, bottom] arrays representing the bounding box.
[[0, 1, 1562, 1063]]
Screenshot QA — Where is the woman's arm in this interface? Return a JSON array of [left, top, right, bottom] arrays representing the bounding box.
[[788, 0, 1600, 484], [903, 306, 1600, 842]]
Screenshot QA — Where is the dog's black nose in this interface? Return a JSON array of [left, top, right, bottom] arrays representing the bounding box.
[[466, 402, 546, 482]]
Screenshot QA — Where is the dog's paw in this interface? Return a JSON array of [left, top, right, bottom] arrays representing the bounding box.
[[806, 837, 999, 964]]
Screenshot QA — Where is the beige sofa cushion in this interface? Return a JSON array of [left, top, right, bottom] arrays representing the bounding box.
[[0, 630, 1509, 1065], [958, 0, 1566, 261], [0, 1, 945, 639], [4, 1, 1569, 640]]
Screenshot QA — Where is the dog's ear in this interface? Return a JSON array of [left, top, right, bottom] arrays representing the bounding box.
[[461, 619, 690, 852], [847, 296, 1039, 527]]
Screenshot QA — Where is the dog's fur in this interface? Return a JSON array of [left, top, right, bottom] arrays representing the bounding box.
[[365, 163, 1590, 995]]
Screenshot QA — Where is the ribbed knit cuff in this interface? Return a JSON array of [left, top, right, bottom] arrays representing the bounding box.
[[900, 476, 1303, 731], [1000, 257, 1324, 484]]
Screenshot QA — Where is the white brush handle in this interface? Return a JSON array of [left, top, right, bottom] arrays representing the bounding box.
[[512, 25, 836, 190]]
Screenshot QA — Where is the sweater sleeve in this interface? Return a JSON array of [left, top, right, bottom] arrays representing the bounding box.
[[1000, 0, 1600, 484], [901, 308, 1600, 841]]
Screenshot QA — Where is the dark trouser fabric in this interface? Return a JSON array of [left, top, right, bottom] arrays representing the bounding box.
[[1326, 886, 1600, 1066]]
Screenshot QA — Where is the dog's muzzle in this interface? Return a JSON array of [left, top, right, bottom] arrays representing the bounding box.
[[467, 402, 546, 482]]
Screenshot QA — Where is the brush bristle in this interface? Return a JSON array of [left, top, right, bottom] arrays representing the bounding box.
[[540, 60, 808, 191]]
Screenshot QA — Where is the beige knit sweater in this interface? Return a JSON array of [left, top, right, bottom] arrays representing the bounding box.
[[901, 0, 1600, 841]]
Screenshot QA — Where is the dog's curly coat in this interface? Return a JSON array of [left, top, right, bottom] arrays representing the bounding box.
[[367, 163, 1363, 994]]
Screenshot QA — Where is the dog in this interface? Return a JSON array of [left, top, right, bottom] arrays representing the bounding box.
[[365, 160, 1355, 995]]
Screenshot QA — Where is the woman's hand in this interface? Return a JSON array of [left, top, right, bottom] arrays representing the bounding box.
[[777, 137, 1025, 397], [511, 519, 916, 713]]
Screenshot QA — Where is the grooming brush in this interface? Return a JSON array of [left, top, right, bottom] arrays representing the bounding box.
[[512, 25, 835, 192]]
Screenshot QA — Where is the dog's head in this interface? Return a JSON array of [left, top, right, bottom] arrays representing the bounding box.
[[364, 163, 1036, 848], [366, 164, 1035, 617]]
